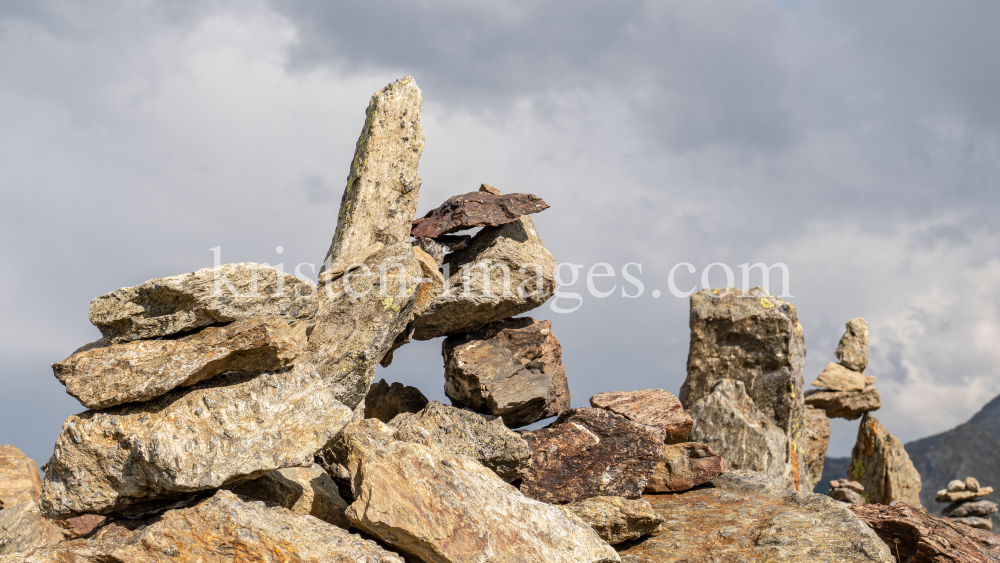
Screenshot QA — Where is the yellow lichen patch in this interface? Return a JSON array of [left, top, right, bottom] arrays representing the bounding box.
[[760, 298, 773, 308]]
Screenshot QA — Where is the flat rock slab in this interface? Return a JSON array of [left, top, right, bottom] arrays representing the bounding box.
[[1, 490, 404, 563], [89, 263, 316, 343], [413, 215, 556, 340], [644, 442, 726, 493], [943, 500, 998, 518], [805, 386, 881, 420], [443, 317, 570, 428], [519, 408, 664, 504], [804, 405, 831, 492], [936, 487, 994, 503], [390, 401, 532, 482], [363, 378, 429, 423], [850, 413, 922, 505], [566, 496, 664, 545], [228, 463, 349, 528], [836, 318, 869, 372], [951, 516, 993, 530], [849, 501, 1000, 562], [40, 365, 353, 518], [411, 191, 549, 239], [812, 362, 867, 392], [617, 471, 895, 563], [590, 389, 693, 445], [53, 317, 306, 410], [341, 420, 620, 563]]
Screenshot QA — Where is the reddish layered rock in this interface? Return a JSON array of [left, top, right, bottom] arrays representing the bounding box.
[[411, 191, 549, 239], [644, 442, 726, 493], [589, 389, 693, 445]]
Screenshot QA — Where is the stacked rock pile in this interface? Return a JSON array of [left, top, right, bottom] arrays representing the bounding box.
[[828, 479, 867, 505], [937, 477, 997, 531], [805, 318, 881, 420]]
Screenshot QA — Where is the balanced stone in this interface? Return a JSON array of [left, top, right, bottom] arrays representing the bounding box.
[[944, 499, 998, 518], [805, 386, 881, 420], [564, 496, 663, 545], [936, 486, 994, 503], [644, 442, 726, 493], [849, 413, 921, 505], [411, 191, 549, 239], [812, 362, 867, 392], [363, 378, 429, 423], [589, 389, 693, 444], [951, 516, 993, 531], [966, 476, 981, 492], [835, 318, 869, 372]]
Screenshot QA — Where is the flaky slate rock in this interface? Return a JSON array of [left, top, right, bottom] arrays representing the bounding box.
[[850, 413, 922, 506], [617, 470, 894, 563], [0, 447, 65, 556], [944, 500, 998, 518], [340, 420, 620, 563], [836, 318, 870, 372], [680, 288, 807, 490], [849, 501, 1000, 562], [389, 401, 532, 482], [688, 380, 792, 488], [644, 442, 726, 493], [411, 191, 550, 239], [519, 408, 664, 504], [413, 215, 557, 340], [805, 385, 882, 420], [363, 378, 429, 423], [89, 263, 316, 343], [322, 76, 424, 268], [442, 317, 570, 428], [53, 317, 306, 410], [812, 362, 868, 392], [590, 389, 693, 445], [566, 496, 663, 545], [1, 490, 404, 563], [228, 463, 349, 528], [40, 365, 353, 518], [804, 405, 831, 492]]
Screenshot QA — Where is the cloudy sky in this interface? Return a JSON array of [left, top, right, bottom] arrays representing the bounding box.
[[2, 1, 999, 466]]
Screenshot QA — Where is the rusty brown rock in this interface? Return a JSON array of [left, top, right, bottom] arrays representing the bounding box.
[[565, 496, 663, 545], [836, 318, 870, 372], [618, 470, 894, 563], [519, 408, 664, 504], [228, 463, 349, 528], [850, 413, 922, 506], [363, 378, 429, 424], [812, 362, 867, 392], [644, 442, 726, 493], [443, 317, 570, 428], [411, 191, 550, 239], [589, 389, 693, 445], [53, 317, 306, 410], [849, 501, 1000, 562], [804, 405, 831, 492], [805, 386, 882, 420]]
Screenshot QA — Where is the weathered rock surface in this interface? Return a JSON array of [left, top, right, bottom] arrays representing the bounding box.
[[951, 516, 993, 530], [412, 245, 444, 316], [689, 380, 792, 488], [936, 487, 994, 503], [89, 263, 316, 343], [0, 447, 65, 556], [413, 215, 557, 340], [415, 234, 472, 266], [618, 470, 894, 563], [363, 378, 429, 423], [812, 362, 867, 392], [681, 288, 807, 490], [519, 408, 663, 504], [2, 490, 405, 563], [0, 445, 41, 507], [389, 401, 532, 482], [804, 405, 831, 492], [966, 476, 981, 491], [442, 317, 570, 428], [850, 413, 922, 506], [831, 487, 868, 504], [340, 420, 620, 563], [644, 442, 726, 493], [40, 365, 354, 518], [943, 500, 998, 518], [589, 389, 693, 445], [806, 386, 882, 420], [411, 191, 550, 239], [53, 317, 307, 410], [322, 76, 423, 268], [566, 496, 663, 545], [228, 463, 349, 528], [849, 501, 1000, 562], [836, 318, 870, 372]]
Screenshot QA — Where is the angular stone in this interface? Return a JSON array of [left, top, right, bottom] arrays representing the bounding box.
[[689, 380, 793, 488], [849, 413, 922, 505], [831, 479, 866, 493], [951, 516, 993, 530], [565, 496, 663, 545], [589, 389, 693, 445], [0, 445, 41, 508], [442, 317, 570, 428], [944, 500, 998, 518], [830, 487, 867, 504], [413, 215, 557, 340], [812, 362, 867, 392], [644, 442, 726, 493], [836, 318, 869, 372], [966, 476, 981, 492], [340, 420, 620, 563], [849, 501, 1000, 562], [363, 378, 429, 423], [3, 490, 405, 563], [228, 463, 349, 528], [936, 487, 994, 503], [40, 365, 353, 518], [414, 234, 472, 266], [479, 183, 503, 195], [389, 401, 532, 482], [680, 288, 807, 490], [0, 447, 65, 556], [618, 471, 894, 563], [411, 191, 550, 239], [804, 405, 831, 492], [321, 76, 423, 268], [519, 408, 663, 504], [89, 263, 316, 344], [53, 317, 307, 410], [51, 514, 104, 538], [805, 386, 882, 420]]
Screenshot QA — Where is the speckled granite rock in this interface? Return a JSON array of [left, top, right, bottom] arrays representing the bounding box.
[[566, 496, 663, 545], [227, 463, 349, 528], [644, 442, 726, 493], [590, 389, 693, 445], [850, 413, 921, 506]]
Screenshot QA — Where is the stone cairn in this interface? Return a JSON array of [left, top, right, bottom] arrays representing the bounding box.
[[829, 479, 867, 505], [937, 477, 997, 531]]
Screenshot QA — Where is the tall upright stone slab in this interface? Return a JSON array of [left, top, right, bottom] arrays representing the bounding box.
[[680, 287, 808, 490], [322, 76, 424, 269], [850, 413, 922, 505]]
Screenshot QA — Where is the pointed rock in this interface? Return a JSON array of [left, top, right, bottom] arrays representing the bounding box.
[[836, 318, 869, 372], [849, 413, 922, 505], [565, 496, 663, 545], [589, 389, 693, 445], [363, 378, 429, 424], [411, 191, 550, 239]]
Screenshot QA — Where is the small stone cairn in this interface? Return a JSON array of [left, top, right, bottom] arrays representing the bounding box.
[[937, 476, 997, 531], [805, 318, 881, 420], [829, 479, 867, 505]]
